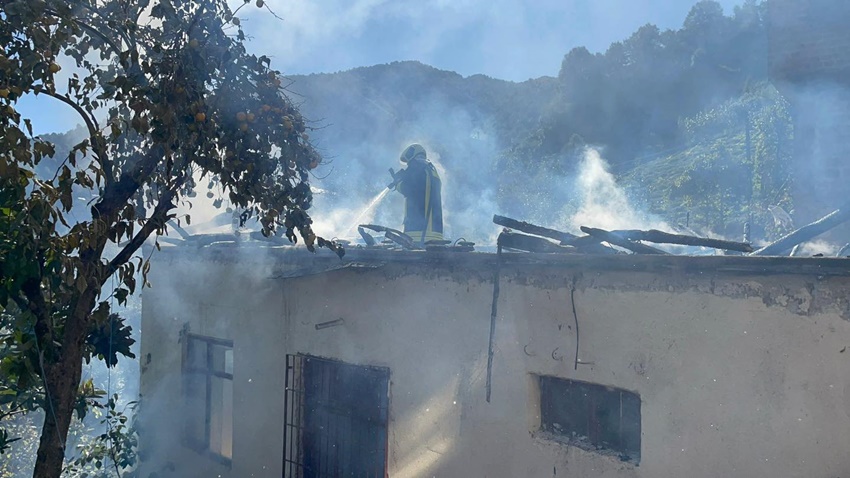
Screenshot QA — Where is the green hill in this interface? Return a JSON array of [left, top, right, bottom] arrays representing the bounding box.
[[623, 83, 792, 240]]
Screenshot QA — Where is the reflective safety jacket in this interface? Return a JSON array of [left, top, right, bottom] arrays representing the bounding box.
[[395, 159, 443, 243]]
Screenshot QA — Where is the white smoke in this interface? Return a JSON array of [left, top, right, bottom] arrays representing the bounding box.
[[568, 148, 670, 233]]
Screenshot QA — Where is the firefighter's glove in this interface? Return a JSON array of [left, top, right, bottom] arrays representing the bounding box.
[[387, 168, 402, 189]]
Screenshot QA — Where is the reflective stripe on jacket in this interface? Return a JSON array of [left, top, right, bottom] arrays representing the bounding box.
[[396, 159, 443, 243]]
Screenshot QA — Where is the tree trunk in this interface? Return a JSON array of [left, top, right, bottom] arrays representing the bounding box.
[[32, 295, 93, 478], [32, 344, 85, 478]]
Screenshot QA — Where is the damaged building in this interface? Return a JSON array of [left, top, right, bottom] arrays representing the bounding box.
[[132, 3, 850, 475], [137, 230, 850, 477]]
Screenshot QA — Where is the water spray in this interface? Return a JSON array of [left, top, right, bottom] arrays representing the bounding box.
[[341, 168, 402, 239], [342, 188, 391, 239]]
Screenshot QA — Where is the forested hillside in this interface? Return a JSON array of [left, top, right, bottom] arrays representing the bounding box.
[[284, 0, 782, 241]]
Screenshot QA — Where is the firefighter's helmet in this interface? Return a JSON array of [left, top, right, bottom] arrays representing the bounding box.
[[400, 143, 426, 163]]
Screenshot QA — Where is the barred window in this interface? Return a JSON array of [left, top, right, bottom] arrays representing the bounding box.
[[284, 354, 390, 477]]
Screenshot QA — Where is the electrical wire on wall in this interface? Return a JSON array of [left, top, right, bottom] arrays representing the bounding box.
[[485, 233, 504, 403], [570, 278, 580, 371]]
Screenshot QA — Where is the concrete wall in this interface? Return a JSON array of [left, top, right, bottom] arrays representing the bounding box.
[[139, 248, 850, 477]]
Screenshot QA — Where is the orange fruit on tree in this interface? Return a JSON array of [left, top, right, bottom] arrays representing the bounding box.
[[236, 111, 247, 122], [194, 112, 206, 122], [48, 63, 61, 73]]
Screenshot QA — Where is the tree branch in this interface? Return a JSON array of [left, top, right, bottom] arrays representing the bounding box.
[[92, 146, 163, 222], [13, 277, 55, 352], [45, 7, 125, 66], [104, 185, 181, 279], [39, 90, 110, 182], [0, 405, 29, 422]]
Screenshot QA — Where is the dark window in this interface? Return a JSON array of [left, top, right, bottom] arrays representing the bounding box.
[[284, 354, 390, 477], [539, 376, 641, 464], [183, 334, 233, 465]]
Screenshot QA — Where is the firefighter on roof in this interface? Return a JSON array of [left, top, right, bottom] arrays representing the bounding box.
[[388, 143, 443, 244]]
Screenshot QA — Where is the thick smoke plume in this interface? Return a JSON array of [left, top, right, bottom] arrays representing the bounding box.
[[568, 149, 670, 233]]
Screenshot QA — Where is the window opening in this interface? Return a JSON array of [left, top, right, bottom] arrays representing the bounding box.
[[539, 376, 641, 464], [183, 334, 234, 465]]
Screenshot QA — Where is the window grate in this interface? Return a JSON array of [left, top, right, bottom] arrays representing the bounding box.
[[284, 354, 390, 477]]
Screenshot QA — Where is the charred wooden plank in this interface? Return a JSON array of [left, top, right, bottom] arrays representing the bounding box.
[[360, 224, 416, 249], [491, 215, 615, 254], [560, 235, 618, 255], [357, 226, 376, 246], [499, 231, 575, 254], [750, 204, 850, 256], [493, 215, 577, 242], [609, 229, 753, 252], [580, 226, 669, 255]]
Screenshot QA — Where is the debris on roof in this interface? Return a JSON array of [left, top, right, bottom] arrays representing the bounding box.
[[153, 202, 850, 259], [490, 205, 850, 257], [751, 201, 850, 256]]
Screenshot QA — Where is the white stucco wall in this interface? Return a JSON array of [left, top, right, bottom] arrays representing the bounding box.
[[139, 246, 850, 477]]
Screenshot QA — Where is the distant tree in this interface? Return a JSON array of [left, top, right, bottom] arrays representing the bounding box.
[[0, 0, 342, 476], [683, 0, 727, 34], [558, 47, 597, 84], [509, 0, 768, 170]]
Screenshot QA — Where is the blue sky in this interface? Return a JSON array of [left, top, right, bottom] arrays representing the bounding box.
[[22, 0, 742, 135]]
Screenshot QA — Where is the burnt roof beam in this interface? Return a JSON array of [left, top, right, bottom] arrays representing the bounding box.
[[580, 227, 669, 255], [750, 202, 850, 256]]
